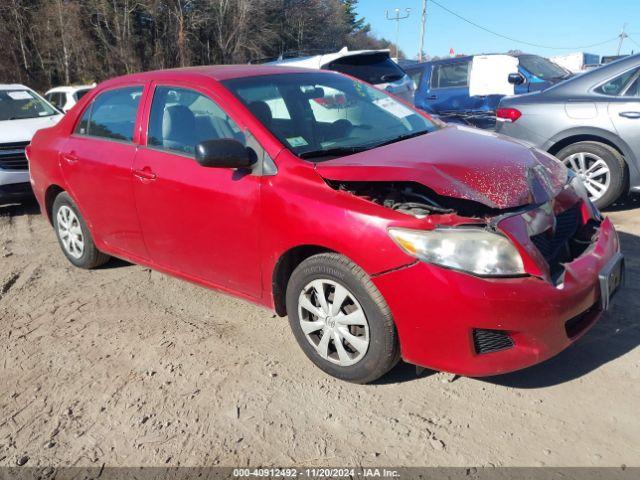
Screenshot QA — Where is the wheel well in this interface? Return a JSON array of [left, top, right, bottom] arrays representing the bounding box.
[[272, 245, 335, 317], [44, 185, 65, 224], [548, 134, 625, 158]]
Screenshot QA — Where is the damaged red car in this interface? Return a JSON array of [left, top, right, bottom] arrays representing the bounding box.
[[28, 66, 624, 383]]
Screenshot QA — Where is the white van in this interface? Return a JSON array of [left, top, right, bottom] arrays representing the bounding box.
[[0, 84, 63, 201]]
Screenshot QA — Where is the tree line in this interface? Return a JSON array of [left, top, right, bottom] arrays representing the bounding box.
[[0, 0, 404, 92]]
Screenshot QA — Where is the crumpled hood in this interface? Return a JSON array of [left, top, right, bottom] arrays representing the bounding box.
[[315, 125, 567, 209]]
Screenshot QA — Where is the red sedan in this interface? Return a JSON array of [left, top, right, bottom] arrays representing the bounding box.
[[27, 66, 624, 383]]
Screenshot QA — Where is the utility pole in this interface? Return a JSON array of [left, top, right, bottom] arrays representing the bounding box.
[[419, 0, 427, 62], [385, 8, 411, 60], [617, 23, 628, 56]]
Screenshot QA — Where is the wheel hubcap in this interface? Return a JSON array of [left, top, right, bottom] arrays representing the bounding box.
[[298, 279, 370, 367], [563, 152, 611, 202], [56, 206, 84, 259]]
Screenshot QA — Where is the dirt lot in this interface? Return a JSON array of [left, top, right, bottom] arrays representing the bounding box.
[[1, 197, 639, 468]]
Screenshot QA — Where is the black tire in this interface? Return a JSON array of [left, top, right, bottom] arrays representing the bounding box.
[[52, 192, 110, 269], [286, 253, 400, 384], [556, 141, 626, 209]]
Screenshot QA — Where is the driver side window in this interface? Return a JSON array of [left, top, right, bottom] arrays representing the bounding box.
[[148, 86, 244, 156]]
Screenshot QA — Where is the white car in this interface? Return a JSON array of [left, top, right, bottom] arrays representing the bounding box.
[[267, 48, 415, 102], [45, 84, 95, 113], [0, 84, 63, 201]]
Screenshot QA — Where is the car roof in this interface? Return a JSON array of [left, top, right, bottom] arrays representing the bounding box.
[[411, 53, 546, 69], [46, 85, 95, 94], [99, 64, 329, 88], [543, 53, 640, 95], [268, 48, 392, 69], [0, 84, 31, 91]]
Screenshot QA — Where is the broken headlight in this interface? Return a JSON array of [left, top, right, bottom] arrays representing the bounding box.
[[388, 227, 525, 277]]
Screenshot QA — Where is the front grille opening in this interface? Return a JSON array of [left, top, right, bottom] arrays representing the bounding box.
[[0, 141, 29, 171], [530, 204, 599, 280], [565, 303, 600, 339], [473, 329, 514, 355]]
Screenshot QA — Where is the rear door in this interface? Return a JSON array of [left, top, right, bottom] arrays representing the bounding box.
[[608, 71, 640, 161], [60, 85, 149, 260], [132, 82, 263, 297]]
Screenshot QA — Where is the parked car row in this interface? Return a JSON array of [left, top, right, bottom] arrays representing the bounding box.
[[26, 64, 624, 383]]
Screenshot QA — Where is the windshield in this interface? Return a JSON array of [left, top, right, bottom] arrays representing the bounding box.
[[518, 55, 570, 80], [0, 89, 57, 121], [222, 72, 438, 159], [326, 53, 407, 84]]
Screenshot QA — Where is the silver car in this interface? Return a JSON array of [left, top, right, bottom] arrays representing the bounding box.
[[496, 54, 640, 208]]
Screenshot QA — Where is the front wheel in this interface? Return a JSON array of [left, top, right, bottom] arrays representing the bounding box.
[[556, 141, 626, 209], [286, 253, 399, 384]]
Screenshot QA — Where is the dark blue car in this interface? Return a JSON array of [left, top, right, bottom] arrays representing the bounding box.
[[405, 53, 572, 128]]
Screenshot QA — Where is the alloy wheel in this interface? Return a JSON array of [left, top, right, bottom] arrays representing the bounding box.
[[563, 152, 611, 202], [297, 279, 370, 366], [56, 206, 85, 259]]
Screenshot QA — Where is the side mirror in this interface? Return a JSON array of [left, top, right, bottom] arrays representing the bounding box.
[[195, 139, 253, 168], [508, 73, 525, 85]]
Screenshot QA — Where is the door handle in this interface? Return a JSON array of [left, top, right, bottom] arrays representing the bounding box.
[[133, 167, 157, 181], [427, 95, 438, 100], [619, 111, 640, 119], [62, 151, 79, 164]]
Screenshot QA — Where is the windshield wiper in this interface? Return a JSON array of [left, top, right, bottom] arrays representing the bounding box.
[[299, 146, 370, 159], [373, 130, 430, 149]]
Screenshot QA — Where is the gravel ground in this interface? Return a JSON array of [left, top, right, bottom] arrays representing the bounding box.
[[1, 197, 639, 468]]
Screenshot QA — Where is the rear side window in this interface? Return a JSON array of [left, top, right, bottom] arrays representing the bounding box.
[[595, 68, 640, 96], [74, 86, 143, 142], [74, 89, 92, 101], [327, 53, 405, 84], [431, 62, 470, 88], [148, 86, 243, 156]]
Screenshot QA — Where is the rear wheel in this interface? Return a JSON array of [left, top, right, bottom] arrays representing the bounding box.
[[286, 253, 399, 383], [52, 192, 110, 269], [556, 141, 626, 209]]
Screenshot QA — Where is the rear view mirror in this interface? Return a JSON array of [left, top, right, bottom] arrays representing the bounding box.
[[195, 139, 254, 168], [508, 73, 525, 85], [302, 87, 325, 99]]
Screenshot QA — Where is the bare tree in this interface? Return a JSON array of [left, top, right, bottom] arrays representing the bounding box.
[[0, 0, 403, 91]]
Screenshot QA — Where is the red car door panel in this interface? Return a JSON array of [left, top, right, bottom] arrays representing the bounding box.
[[132, 148, 262, 297], [132, 84, 262, 297]]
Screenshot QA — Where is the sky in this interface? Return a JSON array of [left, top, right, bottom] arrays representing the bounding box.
[[355, 0, 640, 60]]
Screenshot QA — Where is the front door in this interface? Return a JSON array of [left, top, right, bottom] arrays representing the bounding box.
[[60, 85, 149, 260], [132, 84, 262, 298]]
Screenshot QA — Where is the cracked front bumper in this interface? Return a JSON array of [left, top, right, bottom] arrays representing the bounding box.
[[373, 217, 620, 376]]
